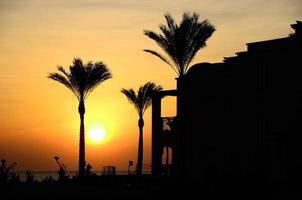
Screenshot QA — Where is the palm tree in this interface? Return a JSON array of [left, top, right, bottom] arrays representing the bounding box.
[[143, 12, 215, 77], [121, 82, 162, 175], [48, 58, 112, 177], [144, 12, 215, 176]]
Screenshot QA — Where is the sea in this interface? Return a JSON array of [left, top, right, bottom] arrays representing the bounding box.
[[17, 170, 151, 182]]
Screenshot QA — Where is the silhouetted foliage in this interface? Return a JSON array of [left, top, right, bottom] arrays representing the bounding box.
[[41, 176, 53, 184], [54, 156, 68, 182], [85, 163, 93, 177], [25, 170, 34, 183], [48, 58, 112, 177], [0, 159, 19, 183], [121, 82, 162, 176], [144, 12, 215, 77]]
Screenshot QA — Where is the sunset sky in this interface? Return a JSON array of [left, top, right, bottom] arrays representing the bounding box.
[[0, 0, 301, 172]]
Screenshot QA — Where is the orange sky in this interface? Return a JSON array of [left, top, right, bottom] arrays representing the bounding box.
[[0, 0, 301, 171]]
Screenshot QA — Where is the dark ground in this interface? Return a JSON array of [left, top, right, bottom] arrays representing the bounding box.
[[1, 175, 302, 199]]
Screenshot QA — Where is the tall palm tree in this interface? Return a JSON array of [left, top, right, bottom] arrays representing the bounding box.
[[144, 12, 215, 176], [48, 58, 112, 177], [144, 12, 215, 77], [121, 82, 162, 175]]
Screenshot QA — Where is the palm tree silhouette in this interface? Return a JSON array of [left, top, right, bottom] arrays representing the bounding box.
[[48, 58, 112, 177], [144, 12, 215, 77], [144, 12, 215, 176], [121, 82, 162, 175]]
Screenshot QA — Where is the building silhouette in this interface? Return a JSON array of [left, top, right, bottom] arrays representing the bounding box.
[[151, 21, 302, 181]]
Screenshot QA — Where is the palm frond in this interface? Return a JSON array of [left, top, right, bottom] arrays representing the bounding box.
[[122, 82, 162, 116], [144, 12, 215, 77], [121, 88, 137, 104], [121, 88, 140, 114], [164, 13, 177, 31], [48, 73, 70, 89], [85, 62, 112, 99], [57, 66, 70, 79], [143, 49, 179, 75], [144, 30, 164, 44], [48, 58, 112, 101], [140, 82, 162, 114]]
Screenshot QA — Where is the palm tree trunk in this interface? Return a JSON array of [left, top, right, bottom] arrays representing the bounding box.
[[78, 98, 85, 177], [136, 116, 144, 176]]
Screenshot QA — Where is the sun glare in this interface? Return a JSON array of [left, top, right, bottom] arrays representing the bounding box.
[[88, 127, 106, 144]]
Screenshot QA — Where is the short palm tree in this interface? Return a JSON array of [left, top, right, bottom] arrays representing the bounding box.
[[144, 12, 215, 77], [121, 82, 162, 175], [48, 58, 112, 177]]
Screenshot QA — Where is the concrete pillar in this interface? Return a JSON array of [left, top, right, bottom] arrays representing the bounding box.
[[152, 93, 162, 176], [175, 77, 186, 177]]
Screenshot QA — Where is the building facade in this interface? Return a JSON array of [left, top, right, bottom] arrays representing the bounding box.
[[152, 21, 302, 181]]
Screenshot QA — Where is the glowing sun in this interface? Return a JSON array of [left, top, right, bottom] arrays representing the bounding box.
[[88, 127, 106, 144]]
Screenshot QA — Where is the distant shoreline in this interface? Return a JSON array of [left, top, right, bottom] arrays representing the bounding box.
[[16, 170, 151, 181]]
